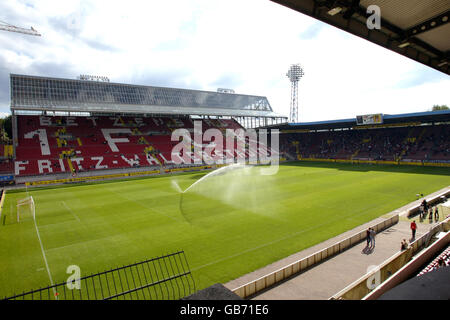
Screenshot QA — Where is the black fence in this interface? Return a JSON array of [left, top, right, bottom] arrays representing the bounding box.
[[4, 251, 196, 300]]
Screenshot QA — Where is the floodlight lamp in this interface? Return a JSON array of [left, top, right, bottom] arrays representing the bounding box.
[[327, 7, 342, 16], [287, 64, 305, 82], [398, 41, 410, 48]]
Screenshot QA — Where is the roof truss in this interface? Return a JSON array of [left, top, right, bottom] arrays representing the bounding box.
[[272, 0, 450, 75]]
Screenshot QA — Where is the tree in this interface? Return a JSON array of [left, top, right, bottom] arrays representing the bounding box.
[[1, 115, 12, 141], [431, 105, 449, 111]]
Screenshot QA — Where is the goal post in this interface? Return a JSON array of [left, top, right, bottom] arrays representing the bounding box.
[[0, 189, 5, 226], [17, 196, 35, 223]]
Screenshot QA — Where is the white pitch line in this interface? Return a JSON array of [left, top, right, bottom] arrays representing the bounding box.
[[62, 201, 81, 222], [37, 220, 77, 228], [33, 216, 58, 299], [46, 233, 121, 252], [104, 186, 183, 223]]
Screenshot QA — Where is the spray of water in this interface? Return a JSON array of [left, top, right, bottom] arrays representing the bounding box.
[[175, 163, 276, 224], [184, 163, 248, 193], [171, 179, 183, 193], [171, 164, 250, 194]]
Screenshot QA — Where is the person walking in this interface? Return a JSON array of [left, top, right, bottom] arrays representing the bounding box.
[[434, 207, 439, 222], [366, 228, 371, 247], [428, 209, 433, 223], [410, 220, 417, 240], [370, 228, 376, 248], [422, 199, 428, 212]]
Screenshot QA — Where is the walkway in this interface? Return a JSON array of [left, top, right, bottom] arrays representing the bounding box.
[[253, 220, 429, 300]]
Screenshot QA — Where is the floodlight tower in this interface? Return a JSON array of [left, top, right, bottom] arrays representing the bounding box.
[[286, 64, 304, 123]]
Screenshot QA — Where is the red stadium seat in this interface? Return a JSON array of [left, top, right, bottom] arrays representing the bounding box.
[[13, 115, 247, 176]]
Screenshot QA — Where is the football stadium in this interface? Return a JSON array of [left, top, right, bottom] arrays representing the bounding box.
[[0, 1, 449, 304]]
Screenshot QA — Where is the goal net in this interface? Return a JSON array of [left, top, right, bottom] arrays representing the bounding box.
[[17, 196, 35, 222]]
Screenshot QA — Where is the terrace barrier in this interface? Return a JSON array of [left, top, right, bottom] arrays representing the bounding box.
[[298, 157, 450, 168], [231, 215, 399, 299]]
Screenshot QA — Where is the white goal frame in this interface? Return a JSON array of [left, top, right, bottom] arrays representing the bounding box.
[[17, 196, 35, 222]]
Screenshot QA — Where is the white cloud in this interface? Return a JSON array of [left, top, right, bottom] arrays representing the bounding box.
[[0, 0, 448, 121]]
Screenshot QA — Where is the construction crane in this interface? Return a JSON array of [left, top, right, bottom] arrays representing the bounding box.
[[0, 20, 41, 36]]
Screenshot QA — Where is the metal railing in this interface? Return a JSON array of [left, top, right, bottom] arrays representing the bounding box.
[[4, 251, 196, 300]]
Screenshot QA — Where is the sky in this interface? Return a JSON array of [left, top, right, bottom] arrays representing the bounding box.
[[0, 0, 449, 121]]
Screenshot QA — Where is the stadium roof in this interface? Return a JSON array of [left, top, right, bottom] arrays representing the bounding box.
[[267, 109, 450, 131], [10, 74, 286, 119], [271, 0, 450, 75]]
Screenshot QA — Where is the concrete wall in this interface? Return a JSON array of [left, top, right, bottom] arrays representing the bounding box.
[[231, 215, 399, 299]]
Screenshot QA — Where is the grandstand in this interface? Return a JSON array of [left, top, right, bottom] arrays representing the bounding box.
[[13, 115, 242, 176], [2, 74, 449, 185], [1, 74, 286, 184], [275, 110, 450, 165]]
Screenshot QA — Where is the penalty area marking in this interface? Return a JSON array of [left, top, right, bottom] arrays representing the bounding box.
[[62, 201, 81, 222], [103, 185, 184, 223]]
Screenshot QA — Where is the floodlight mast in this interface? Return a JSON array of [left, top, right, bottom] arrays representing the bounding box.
[[286, 64, 304, 123], [0, 20, 41, 36]]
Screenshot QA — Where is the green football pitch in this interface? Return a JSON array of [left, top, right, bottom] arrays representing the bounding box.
[[0, 162, 449, 298]]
